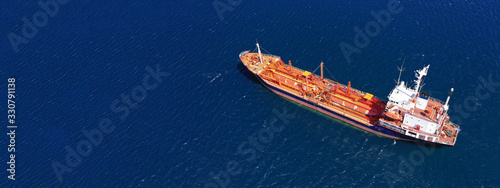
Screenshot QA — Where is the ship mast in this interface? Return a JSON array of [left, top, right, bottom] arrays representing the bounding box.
[[397, 58, 406, 85], [320, 61, 324, 79], [443, 88, 454, 111], [256, 42, 264, 65], [411, 65, 430, 113], [414, 65, 430, 94], [439, 88, 454, 126]]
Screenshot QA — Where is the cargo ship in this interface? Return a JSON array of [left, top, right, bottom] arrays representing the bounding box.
[[239, 43, 461, 146]]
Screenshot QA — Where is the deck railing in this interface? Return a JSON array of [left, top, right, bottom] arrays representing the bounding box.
[[448, 120, 460, 128], [427, 96, 445, 104], [262, 53, 281, 59], [239, 51, 249, 57]]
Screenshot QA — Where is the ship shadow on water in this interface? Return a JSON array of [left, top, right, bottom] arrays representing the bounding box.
[[237, 62, 260, 85]]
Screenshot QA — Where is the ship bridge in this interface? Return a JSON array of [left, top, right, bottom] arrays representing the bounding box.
[[387, 81, 417, 110]]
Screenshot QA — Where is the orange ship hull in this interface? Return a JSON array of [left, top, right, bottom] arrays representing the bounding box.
[[239, 48, 458, 146], [239, 50, 414, 141]]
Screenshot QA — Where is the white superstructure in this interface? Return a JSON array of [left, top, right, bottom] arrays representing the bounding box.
[[380, 64, 459, 145]]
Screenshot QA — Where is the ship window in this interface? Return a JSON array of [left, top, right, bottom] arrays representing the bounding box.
[[408, 131, 417, 137]]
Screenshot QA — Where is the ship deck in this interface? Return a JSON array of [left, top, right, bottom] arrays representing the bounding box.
[[240, 51, 386, 126]]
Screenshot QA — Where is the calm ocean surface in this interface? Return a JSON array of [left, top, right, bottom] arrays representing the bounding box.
[[0, 0, 499, 187]]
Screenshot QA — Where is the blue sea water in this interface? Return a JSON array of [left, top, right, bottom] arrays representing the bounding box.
[[0, 0, 499, 187]]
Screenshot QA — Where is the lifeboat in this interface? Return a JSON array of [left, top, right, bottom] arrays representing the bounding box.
[[383, 110, 402, 121]]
